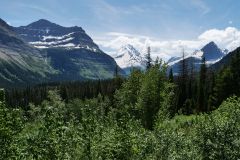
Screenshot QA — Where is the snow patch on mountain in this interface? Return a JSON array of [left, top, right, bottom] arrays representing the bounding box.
[[192, 50, 204, 58], [168, 51, 203, 66], [206, 57, 223, 65], [28, 32, 99, 51], [168, 56, 181, 64], [42, 32, 75, 41], [30, 37, 74, 46]]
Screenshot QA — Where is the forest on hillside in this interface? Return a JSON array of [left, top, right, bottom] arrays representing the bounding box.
[[1, 50, 240, 159]]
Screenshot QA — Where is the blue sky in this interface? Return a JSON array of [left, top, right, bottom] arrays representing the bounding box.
[[1, 0, 240, 59]]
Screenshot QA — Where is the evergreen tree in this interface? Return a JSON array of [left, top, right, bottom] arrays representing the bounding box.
[[60, 86, 68, 102], [207, 70, 216, 111], [213, 52, 240, 106], [145, 46, 152, 70], [113, 64, 123, 91], [229, 52, 240, 95], [176, 49, 188, 112], [180, 49, 188, 80], [198, 57, 207, 112], [0, 89, 5, 105], [169, 68, 174, 83], [187, 61, 194, 99], [182, 62, 196, 115], [114, 64, 119, 78]]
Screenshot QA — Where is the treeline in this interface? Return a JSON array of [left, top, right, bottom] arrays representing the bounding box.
[[6, 78, 123, 109], [6, 48, 240, 118], [6, 49, 240, 118]]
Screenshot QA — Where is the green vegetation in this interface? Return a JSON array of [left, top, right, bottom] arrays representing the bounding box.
[[1, 52, 240, 159]]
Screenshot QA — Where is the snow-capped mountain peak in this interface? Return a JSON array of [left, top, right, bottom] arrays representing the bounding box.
[[117, 44, 141, 57], [167, 41, 227, 74], [168, 41, 225, 66], [115, 44, 145, 72]]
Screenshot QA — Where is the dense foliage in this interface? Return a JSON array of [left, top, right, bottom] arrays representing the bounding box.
[[1, 53, 240, 159]]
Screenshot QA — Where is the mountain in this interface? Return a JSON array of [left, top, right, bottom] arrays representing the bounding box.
[[168, 41, 226, 74], [0, 18, 124, 87], [0, 18, 56, 87], [201, 41, 225, 61], [210, 46, 240, 71], [14, 19, 124, 82], [114, 44, 145, 74]]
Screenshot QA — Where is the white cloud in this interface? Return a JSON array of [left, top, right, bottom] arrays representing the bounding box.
[[199, 27, 240, 51], [94, 27, 240, 61]]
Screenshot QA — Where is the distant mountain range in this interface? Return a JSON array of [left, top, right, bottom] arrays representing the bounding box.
[[114, 41, 229, 75], [0, 17, 239, 87], [0, 18, 124, 87], [167, 41, 227, 74]]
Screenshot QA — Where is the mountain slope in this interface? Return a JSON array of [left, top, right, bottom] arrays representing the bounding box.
[[210, 46, 240, 71], [168, 42, 226, 74], [114, 44, 145, 74], [46, 48, 121, 80], [0, 18, 56, 87], [15, 19, 124, 81]]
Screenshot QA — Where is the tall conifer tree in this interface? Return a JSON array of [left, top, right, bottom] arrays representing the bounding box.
[[176, 49, 188, 112], [169, 68, 174, 83], [198, 57, 207, 112], [145, 46, 152, 70]]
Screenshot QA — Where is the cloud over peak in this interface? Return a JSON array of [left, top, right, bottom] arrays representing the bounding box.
[[95, 27, 240, 60]]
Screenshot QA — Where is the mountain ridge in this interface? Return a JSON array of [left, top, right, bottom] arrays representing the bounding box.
[[14, 19, 99, 51], [0, 18, 124, 87], [210, 46, 240, 71], [167, 41, 226, 74]]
